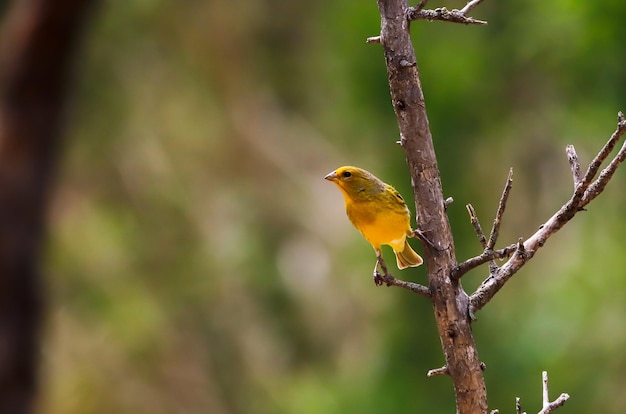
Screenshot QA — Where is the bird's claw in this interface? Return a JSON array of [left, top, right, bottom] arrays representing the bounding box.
[[373, 270, 395, 287], [373, 271, 384, 287], [373, 255, 394, 286]]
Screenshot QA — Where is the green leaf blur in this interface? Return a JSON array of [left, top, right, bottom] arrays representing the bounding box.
[[41, 0, 626, 413]]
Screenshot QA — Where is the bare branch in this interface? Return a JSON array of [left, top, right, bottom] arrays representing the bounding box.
[[466, 204, 488, 248], [407, 7, 488, 25], [581, 112, 626, 206], [579, 112, 626, 194], [469, 112, 626, 313], [566, 144, 582, 188], [452, 243, 516, 279], [376, 0, 488, 408], [414, 0, 429, 13], [454, 169, 514, 281], [539, 394, 569, 414], [372, 0, 490, 43], [377, 272, 430, 298], [487, 168, 513, 250], [427, 365, 449, 377], [538, 371, 570, 414], [460, 0, 486, 14]]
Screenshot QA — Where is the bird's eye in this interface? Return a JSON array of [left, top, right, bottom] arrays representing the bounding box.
[[342, 171, 352, 178]]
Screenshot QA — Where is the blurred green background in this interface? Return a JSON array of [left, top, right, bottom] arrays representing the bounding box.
[[32, 0, 626, 412]]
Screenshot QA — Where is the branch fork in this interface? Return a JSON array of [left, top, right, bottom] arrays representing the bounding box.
[[371, 0, 621, 412], [366, 0, 487, 44], [461, 111, 626, 315], [508, 371, 569, 414]]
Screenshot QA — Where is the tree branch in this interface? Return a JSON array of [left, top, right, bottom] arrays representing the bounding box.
[[581, 112, 626, 206], [460, 0, 486, 15], [486, 168, 513, 251], [369, 0, 487, 44], [466, 204, 489, 248], [414, 0, 429, 14], [407, 6, 488, 25], [453, 169, 514, 280], [376, 272, 431, 298], [579, 112, 626, 194], [0, 0, 95, 411], [495, 371, 568, 414], [469, 112, 626, 314], [452, 243, 516, 279], [538, 371, 569, 414], [376, 0, 489, 412]]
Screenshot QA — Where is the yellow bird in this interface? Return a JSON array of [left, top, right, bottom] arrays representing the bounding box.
[[325, 166, 423, 285]]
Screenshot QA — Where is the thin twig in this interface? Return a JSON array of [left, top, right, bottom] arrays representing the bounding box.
[[487, 168, 513, 250], [366, 36, 381, 44], [466, 204, 488, 248], [444, 196, 454, 209], [538, 371, 570, 414], [581, 112, 626, 206], [460, 0, 486, 14], [515, 397, 525, 414], [427, 365, 449, 377], [578, 111, 626, 196], [452, 243, 516, 279], [456, 169, 515, 281], [415, 0, 429, 13], [539, 394, 569, 414], [542, 371, 550, 410], [566, 144, 582, 188]]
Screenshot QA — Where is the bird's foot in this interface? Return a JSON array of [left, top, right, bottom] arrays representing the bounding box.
[[373, 270, 384, 287], [373, 254, 395, 287], [373, 270, 396, 287]]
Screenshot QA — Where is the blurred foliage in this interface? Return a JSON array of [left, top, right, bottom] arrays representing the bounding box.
[[24, 0, 626, 412]]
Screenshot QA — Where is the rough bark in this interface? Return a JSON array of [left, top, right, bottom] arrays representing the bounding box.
[[0, 0, 94, 412], [375, 0, 488, 413]]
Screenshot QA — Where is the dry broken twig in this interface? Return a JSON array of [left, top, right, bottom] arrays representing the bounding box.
[[538, 371, 569, 414], [487, 167, 513, 251], [451, 169, 516, 279], [427, 365, 449, 377], [499, 371, 568, 414]]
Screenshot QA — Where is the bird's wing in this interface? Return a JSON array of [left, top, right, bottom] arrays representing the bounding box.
[[386, 184, 407, 206]]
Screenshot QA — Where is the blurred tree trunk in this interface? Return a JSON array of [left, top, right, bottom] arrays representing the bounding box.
[[0, 0, 94, 412]]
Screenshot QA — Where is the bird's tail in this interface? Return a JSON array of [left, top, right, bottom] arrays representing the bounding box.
[[395, 240, 423, 269]]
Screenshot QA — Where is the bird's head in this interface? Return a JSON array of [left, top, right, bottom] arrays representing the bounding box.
[[324, 166, 384, 198]]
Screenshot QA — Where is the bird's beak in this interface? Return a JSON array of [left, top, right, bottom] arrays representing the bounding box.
[[324, 171, 338, 181]]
